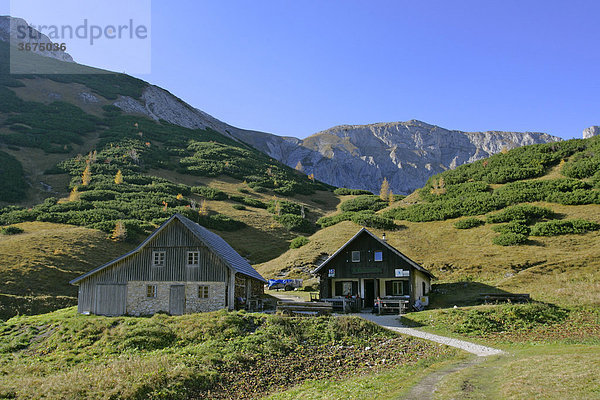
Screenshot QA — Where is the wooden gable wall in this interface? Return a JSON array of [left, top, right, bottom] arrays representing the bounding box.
[[319, 231, 415, 279]]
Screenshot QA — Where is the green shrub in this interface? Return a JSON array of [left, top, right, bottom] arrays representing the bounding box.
[[561, 151, 600, 179], [350, 211, 397, 230], [198, 214, 246, 231], [289, 236, 310, 249], [545, 189, 600, 205], [333, 188, 373, 195], [0, 225, 24, 235], [487, 204, 554, 224], [339, 195, 388, 212], [191, 186, 227, 200], [492, 232, 528, 246], [268, 200, 304, 215], [530, 219, 600, 236], [450, 303, 568, 335], [316, 212, 355, 228], [274, 214, 314, 233], [454, 218, 485, 229], [229, 195, 267, 209], [384, 202, 461, 222], [491, 221, 531, 236], [232, 204, 246, 210]]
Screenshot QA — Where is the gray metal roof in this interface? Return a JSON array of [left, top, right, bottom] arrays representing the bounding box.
[[312, 227, 435, 278], [70, 213, 266, 284]]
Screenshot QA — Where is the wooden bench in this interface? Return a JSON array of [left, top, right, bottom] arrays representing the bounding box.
[[479, 293, 530, 303], [320, 297, 361, 313], [378, 298, 409, 315], [276, 301, 333, 316]]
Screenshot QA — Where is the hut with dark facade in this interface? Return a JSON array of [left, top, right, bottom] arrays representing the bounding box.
[[70, 213, 266, 316], [313, 228, 434, 310]]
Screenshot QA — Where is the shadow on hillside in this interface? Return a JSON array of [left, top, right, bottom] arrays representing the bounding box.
[[427, 281, 523, 309], [218, 224, 293, 264]]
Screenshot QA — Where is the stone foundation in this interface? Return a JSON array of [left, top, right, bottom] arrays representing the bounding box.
[[126, 281, 226, 316]]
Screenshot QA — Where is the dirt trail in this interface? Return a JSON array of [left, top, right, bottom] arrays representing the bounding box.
[[400, 357, 484, 400]]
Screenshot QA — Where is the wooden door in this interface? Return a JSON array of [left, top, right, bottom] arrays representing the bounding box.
[[364, 279, 375, 308], [94, 284, 126, 316], [169, 285, 185, 315]]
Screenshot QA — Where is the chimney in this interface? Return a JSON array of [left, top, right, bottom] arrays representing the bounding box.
[[382, 232, 386, 242]]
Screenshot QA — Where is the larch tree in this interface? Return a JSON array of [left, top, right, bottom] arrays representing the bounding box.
[[199, 200, 208, 217], [114, 170, 123, 184], [81, 163, 92, 186], [111, 221, 127, 242], [380, 178, 391, 201], [295, 161, 304, 172], [68, 187, 80, 202]]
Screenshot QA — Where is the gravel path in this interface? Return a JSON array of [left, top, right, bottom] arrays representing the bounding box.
[[357, 313, 504, 357]]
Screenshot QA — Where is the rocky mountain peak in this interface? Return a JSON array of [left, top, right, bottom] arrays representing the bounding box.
[[0, 15, 74, 63], [583, 126, 599, 139]]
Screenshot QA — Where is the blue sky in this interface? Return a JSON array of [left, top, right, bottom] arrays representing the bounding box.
[[3, 1, 599, 139]]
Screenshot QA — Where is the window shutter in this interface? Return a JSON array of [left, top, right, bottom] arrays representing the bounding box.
[[352, 281, 359, 296]]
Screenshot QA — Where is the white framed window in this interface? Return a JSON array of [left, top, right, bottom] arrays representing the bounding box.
[[198, 285, 209, 299], [187, 251, 200, 266], [392, 281, 404, 296], [374, 251, 383, 262], [152, 251, 165, 267], [146, 285, 157, 298], [351, 251, 360, 262]]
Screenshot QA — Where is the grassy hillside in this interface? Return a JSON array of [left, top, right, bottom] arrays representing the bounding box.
[[0, 222, 133, 320], [0, 308, 458, 399], [258, 136, 600, 308]]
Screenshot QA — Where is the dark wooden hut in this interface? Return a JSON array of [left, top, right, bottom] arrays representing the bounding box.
[[70, 213, 266, 316], [313, 228, 434, 310]]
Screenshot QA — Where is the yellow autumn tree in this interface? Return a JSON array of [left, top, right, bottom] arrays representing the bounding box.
[[68, 186, 80, 202], [198, 200, 208, 217], [114, 170, 123, 184], [295, 161, 304, 172], [380, 178, 391, 201], [176, 193, 184, 200], [111, 221, 127, 241], [81, 163, 92, 186]]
